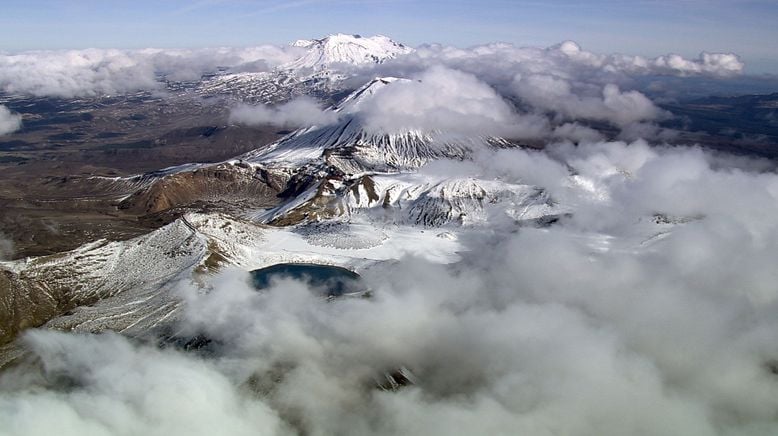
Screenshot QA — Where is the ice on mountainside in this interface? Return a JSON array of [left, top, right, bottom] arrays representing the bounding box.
[[260, 173, 562, 227]]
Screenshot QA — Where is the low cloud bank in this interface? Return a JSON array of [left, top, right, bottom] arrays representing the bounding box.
[[0, 39, 744, 103], [349, 40, 746, 136], [0, 39, 751, 141], [230, 97, 338, 128], [3, 142, 778, 435], [352, 66, 549, 138], [340, 63, 666, 140], [0, 45, 303, 98], [512, 78, 662, 126], [357, 40, 744, 86]]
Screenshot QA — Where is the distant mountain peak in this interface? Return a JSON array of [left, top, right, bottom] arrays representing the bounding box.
[[284, 34, 412, 71]]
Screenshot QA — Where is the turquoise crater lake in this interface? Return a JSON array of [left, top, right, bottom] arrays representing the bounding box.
[[249, 263, 363, 296]]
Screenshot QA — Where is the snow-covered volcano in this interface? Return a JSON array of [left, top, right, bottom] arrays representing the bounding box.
[[283, 34, 412, 71], [239, 77, 516, 173], [198, 34, 412, 102]]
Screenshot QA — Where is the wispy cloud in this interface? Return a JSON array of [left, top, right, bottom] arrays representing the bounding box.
[[0, 105, 21, 136]]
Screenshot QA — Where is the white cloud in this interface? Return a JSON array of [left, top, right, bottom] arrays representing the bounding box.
[[358, 40, 744, 88], [0, 37, 774, 436], [512, 74, 663, 127], [0, 105, 21, 135], [350, 39, 746, 136], [0, 39, 747, 144], [0, 330, 289, 436], [649, 52, 744, 77], [0, 46, 302, 98], [4, 143, 778, 435], [550, 40, 744, 77], [229, 96, 338, 128], [353, 66, 549, 138]]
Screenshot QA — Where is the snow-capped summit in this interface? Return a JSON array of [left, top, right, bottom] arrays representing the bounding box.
[[283, 34, 412, 71], [199, 35, 412, 102]]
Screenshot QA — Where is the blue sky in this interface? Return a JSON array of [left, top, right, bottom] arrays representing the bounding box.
[[1, 0, 776, 73]]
